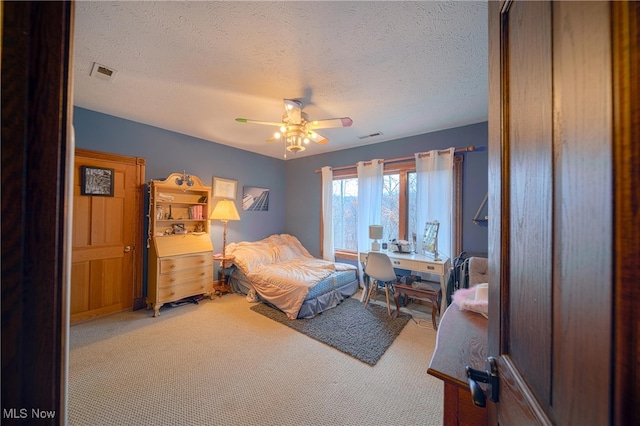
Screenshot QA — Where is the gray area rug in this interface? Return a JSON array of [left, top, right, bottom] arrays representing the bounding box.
[[250, 297, 410, 366]]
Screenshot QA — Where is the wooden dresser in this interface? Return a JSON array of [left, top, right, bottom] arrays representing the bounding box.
[[147, 173, 214, 317], [428, 305, 488, 426]]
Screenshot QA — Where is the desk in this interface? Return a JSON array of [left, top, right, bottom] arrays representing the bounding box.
[[359, 251, 450, 313]]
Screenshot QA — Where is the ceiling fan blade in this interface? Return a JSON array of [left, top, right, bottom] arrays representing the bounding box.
[[283, 99, 302, 124], [309, 117, 353, 129], [266, 136, 281, 143], [308, 131, 329, 145], [236, 118, 284, 127]]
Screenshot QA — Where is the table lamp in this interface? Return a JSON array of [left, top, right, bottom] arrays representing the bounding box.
[[369, 225, 384, 251], [210, 199, 240, 258]]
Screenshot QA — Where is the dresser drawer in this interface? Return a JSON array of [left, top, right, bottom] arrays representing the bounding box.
[[389, 258, 445, 275], [160, 253, 212, 274], [158, 278, 213, 302], [158, 267, 213, 288]]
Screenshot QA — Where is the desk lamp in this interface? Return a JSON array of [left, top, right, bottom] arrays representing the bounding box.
[[369, 225, 384, 251]]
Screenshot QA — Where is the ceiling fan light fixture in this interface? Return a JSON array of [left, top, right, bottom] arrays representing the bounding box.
[[236, 98, 352, 157], [286, 143, 305, 153]]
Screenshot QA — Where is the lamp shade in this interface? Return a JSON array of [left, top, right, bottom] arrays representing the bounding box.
[[369, 225, 383, 240], [209, 199, 240, 221]]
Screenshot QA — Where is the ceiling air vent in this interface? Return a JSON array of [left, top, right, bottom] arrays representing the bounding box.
[[358, 131, 384, 140], [90, 62, 118, 82]]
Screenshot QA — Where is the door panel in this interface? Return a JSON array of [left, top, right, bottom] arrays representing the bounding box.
[[71, 150, 145, 324], [552, 3, 612, 424], [506, 0, 553, 405]]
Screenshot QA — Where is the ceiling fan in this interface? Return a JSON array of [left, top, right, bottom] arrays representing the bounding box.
[[235, 99, 353, 155]]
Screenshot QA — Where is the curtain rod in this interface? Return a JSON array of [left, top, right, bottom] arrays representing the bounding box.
[[314, 145, 476, 173]]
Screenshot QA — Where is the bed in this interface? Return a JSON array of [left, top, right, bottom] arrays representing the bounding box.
[[225, 234, 359, 319]]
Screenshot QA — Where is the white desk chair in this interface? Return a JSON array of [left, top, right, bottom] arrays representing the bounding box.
[[363, 252, 398, 315]]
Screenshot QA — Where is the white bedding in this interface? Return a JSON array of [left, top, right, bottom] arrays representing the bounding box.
[[225, 234, 356, 319]]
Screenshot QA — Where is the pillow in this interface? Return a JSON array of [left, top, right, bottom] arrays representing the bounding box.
[[275, 234, 312, 259], [452, 283, 488, 318], [226, 234, 314, 272], [226, 240, 275, 274]]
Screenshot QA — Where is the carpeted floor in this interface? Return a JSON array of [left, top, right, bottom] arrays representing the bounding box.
[[68, 292, 444, 425], [251, 297, 410, 365]]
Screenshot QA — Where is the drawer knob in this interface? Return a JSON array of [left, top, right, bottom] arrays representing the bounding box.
[[200, 272, 205, 276], [170, 278, 176, 282], [427, 266, 435, 270], [170, 291, 176, 296], [170, 264, 176, 269]]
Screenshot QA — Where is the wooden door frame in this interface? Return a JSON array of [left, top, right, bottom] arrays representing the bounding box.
[[75, 148, 146, 311], [1, 1, 74, 422]]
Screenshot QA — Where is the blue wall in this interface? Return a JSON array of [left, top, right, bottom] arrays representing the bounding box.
[[285, 122, 488, 257], [74, 107, 286, 257], [74, 107, 488, 281]]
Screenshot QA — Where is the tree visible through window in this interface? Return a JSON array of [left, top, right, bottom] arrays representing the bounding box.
[[332, 162, 416, 252], [382, 174, 400, 242], [326, 156, 462, 259], [332, 178, 358, 251]]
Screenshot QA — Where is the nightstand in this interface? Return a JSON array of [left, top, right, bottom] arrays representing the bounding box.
[[212, 255, 234, 297]]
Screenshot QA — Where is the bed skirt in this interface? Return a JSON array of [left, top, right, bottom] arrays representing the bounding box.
[[228, 268, 359, 319]]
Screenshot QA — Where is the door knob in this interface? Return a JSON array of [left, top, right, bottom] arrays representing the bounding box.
[[124, 246, 131, 253], [466, 356, 499, 407]]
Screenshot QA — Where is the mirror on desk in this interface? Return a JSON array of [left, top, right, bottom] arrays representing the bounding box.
[[422, 220, 440, 261]]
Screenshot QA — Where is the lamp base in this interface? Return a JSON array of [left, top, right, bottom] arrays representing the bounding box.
[[371, 241, 380, 251]]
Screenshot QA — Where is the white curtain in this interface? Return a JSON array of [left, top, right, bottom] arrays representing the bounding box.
[[357, 159, 384, 290], [321, 166, 334, 261], [415, 148, 455, 261]]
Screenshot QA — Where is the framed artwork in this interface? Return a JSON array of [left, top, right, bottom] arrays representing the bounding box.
[[242, 186, 269, 211], [212, 177, 237, 200], [81, 166, 114, 196]]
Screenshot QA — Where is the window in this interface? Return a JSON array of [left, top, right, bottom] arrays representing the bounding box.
[[327, 157, 462, 260], [332, 177, 358, 251], [332, 161, 416, 254]]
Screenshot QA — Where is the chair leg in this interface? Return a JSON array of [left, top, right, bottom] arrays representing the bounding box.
[[364, 279, 375, 307]]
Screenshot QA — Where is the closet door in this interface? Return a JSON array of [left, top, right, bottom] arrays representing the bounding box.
[[71, 150, 145, 323], [488, 1, 618, 423]]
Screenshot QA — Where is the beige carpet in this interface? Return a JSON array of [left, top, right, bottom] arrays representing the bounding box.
[[68, 292, 443, 425]]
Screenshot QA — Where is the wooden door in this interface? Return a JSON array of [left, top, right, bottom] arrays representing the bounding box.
[[488, 1, 639, 424], [2, 1, 74, 418], [71, 149, 145, 324]]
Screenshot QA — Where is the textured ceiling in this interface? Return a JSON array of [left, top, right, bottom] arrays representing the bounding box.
[[73, 1, 488, 160]]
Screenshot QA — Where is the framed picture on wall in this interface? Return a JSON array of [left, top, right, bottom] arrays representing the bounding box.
[[242, 186, 269, 211], [80, 166, 114, 196], [212, 177, 237, 200]]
